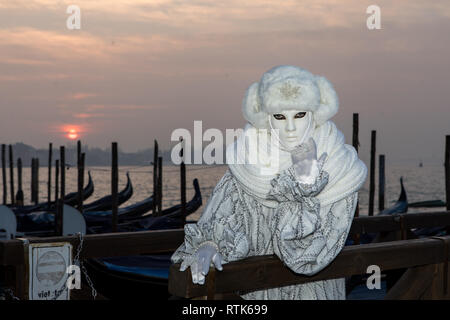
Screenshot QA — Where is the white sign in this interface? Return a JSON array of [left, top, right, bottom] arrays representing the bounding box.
[[27, 243, 72, 300]]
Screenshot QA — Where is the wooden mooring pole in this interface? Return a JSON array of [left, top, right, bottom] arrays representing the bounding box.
[[35, 158, 39, 205], [48, 143, 52, 206], [31, 158, 38, 204], [77, 140, 83, 212], [79, 153, 85, 213], [16, 158, 23, 206], [369, 130, 376, 216], [352, 114, 360, 244], [30, 158, 35, 203], [8, 145, 14, 206], [153, 140, 158, 216], [56, 147, 65, 235], [379, 154, 386, 212], [55, 159, 59, 204], [1, 144, 6, 204], [180, 139, 186, 225], [352, 114, 359, 218], [158, 156, 163, 215], [111, 142, 118, 232], [446, 135, 450, 211]]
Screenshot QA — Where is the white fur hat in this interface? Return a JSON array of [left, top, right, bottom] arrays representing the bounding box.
[[242, 65, 339, 128]]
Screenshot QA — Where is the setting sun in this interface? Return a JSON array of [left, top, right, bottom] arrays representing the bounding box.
[[67, 128, 78, 140]]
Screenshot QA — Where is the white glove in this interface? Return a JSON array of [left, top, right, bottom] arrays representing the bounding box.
[[180, 242, 223, 285], [291, 137, 327, 184]]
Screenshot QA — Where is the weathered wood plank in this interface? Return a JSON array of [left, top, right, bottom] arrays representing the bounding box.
[[169, 237, 450, 298], [384, 264, 436, 300], [349, 211, 450, 235], [0, 229, 185, 266]]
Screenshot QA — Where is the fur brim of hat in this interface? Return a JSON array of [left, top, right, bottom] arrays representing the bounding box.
[[242, 65, 339, 128]]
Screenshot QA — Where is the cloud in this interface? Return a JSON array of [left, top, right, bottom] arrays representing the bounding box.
[[1, 0, 450, 35], [68, 93, 98, 100]]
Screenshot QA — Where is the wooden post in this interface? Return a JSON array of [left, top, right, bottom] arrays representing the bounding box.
[[352, 114, 360, 244], [379, 154, 386, 212], [16, 158, 23, 206], [60, 147, 65, 202], [444, 135, 450, 243], [153, 140, 158, 216], [56, 146, 65, 236], [77, 140, 83, 212], [55, 159, 59, 204], [158, 156, 163, 215], [446, 135, 450, 212], [8, 145, 14, 206], [78, 153, 85, 213], [369, 130, 376, 216], [1, 144, 6, 204], [48, 143, 52, 206], [35, 158, 39, 205], [31, 158, 35, 204], [111, 142, 119, 232], [352, 114, 359, 218], [180, 139, 186, 225]]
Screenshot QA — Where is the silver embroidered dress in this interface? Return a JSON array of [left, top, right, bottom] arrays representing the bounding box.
[[171, 163, 358, 300]]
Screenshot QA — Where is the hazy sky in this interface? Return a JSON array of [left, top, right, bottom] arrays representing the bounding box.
[[0, 0, 449, 165]]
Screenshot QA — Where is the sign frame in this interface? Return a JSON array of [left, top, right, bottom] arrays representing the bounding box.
[[24, 242, 73, 300]]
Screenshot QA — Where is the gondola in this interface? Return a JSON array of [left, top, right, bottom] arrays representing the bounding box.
[[82, 194, 154, 226], [15, 173, 132, 234], [378, 177, 408, 216], [83, 254, 173, 300], [409, 199, 446, 208], [15, 178, 200, 236], [345, 176, 409, 247], [11, 171, 94, 214], [86, 178, 202, 233], [83, 177, 200, 227], [345, 177, 409, 297], [82, 172, 133, 212]]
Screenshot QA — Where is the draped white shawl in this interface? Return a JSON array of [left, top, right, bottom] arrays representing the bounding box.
[[226, 121, 367, 208]]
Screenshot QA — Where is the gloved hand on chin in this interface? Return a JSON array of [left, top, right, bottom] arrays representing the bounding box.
[[291, 137, 327, 185], [180, 241, 223, 285]]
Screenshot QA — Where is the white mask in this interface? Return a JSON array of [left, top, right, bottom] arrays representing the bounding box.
[[268, 110, 312, 151]]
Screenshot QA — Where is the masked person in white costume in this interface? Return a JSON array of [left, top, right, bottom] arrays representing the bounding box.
[[171, 65, 368, 300]]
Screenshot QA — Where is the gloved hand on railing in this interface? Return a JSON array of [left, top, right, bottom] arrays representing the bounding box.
[[179, 241, 223, 285], [291, 137, 327, 185]]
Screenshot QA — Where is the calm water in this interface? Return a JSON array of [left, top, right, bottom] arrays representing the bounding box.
[[0, 163, 447, 220]]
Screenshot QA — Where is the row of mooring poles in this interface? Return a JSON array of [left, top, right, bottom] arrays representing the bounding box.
[[148, 139, 187, 223], [352, 115, 386, 219]]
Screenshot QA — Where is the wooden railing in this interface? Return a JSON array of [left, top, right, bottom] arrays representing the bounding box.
[[1, 210, 450, 299], [168, 210, 450, 300], [169, 237, 450, 299], [0, 229, 184, 299]]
